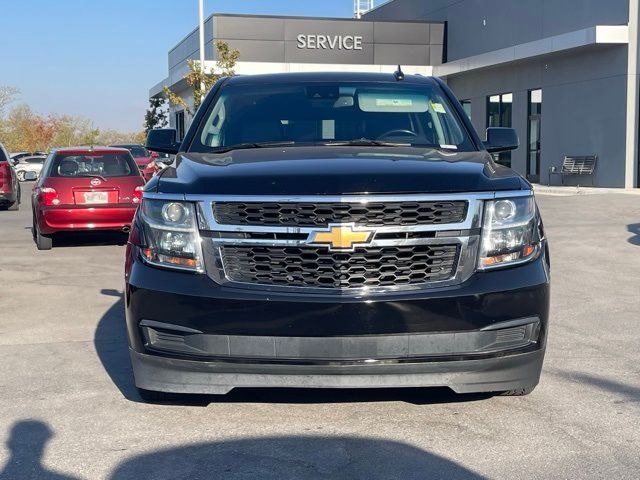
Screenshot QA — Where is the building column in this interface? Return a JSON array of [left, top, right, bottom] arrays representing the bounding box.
[[626, 0, 640, 188]]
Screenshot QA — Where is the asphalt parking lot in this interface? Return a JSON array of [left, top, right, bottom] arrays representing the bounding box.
[[0, 186, 639, 479]]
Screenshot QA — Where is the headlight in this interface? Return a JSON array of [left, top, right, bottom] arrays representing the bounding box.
[[478, 195, 539, 270], [138, 199, 204, 273]]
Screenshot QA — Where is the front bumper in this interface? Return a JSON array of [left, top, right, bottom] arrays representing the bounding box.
[[130, 347, 545, 395], [39, 205, 137, 233], [0, 190, 17, 205], [125, 246, 550, 394]]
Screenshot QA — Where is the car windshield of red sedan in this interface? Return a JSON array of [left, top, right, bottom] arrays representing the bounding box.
[[49, 154, 138, 178]]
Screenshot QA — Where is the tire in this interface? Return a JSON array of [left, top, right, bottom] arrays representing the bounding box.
[[500, 386, 536, 396], [34, 217, 53, 250], [16, 171, 25, 182]]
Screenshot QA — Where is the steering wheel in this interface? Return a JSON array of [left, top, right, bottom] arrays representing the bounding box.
[[377, 129, 418, 140]]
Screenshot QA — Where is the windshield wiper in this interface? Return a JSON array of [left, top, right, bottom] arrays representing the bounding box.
[[210, 141, 298, 153], [409, 143, 458, 151], [324, 138, 411, 147]]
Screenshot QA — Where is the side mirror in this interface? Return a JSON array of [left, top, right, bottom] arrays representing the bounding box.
[[24, 171, 37, 181], [483, 128, 519, 153], [146, 129, 180, 155]]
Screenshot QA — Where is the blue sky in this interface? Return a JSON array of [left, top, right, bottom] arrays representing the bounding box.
[[0, 0, 353, 132]]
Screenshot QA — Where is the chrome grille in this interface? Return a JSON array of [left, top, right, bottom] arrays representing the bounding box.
[[221, 245, 460, 289], [170, 192, 506, 293], [213, 201, 468, 227]]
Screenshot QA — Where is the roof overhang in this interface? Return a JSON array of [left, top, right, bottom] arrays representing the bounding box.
[[435, 25, 629, 77]]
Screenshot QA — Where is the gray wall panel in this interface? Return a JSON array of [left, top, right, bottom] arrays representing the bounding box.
[[430, 23, 445, 45], [216, 16, 285, 41], [365, 0, 629, 61], [542, 75, 627, 187], [429, 45, 444, 65], [373, 22, 430, 44], [222, 40, 286, 63], [374, 44, 430, 65]]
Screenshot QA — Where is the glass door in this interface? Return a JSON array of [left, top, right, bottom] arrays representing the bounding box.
[[486, 93, 513, 167], [527, 90, 542, 183]]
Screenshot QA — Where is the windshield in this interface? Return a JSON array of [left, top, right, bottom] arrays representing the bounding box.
[[192, 81, 475, 152], [50, 153, 139, 178], [127, 146, 149, 158]]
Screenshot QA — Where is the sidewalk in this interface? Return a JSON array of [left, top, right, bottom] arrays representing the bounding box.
[[533, 184, 640, 196]]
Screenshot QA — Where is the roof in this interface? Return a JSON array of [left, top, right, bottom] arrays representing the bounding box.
[[53, 146, 131, 155], [225, 71, 435, 86]]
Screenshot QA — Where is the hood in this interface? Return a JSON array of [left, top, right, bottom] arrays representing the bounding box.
[[152, 146, 528, 195]]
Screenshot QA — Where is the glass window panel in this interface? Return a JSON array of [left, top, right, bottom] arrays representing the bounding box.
[[460, 100, 472, 119]]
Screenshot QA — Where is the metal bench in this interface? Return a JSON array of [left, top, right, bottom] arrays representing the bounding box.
[[548, 155, 597, 186]]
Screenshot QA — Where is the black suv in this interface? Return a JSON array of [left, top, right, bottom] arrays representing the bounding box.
[[127, 72, 550, 402]]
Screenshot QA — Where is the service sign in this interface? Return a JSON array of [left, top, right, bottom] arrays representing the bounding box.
[[297, 34, 364, 51]]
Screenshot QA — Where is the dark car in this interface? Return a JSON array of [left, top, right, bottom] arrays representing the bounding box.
[[0, 143, 21, 211], [32, 147, 145, 250], [109, 144, 160, 181], [127, 72, 550, 402]]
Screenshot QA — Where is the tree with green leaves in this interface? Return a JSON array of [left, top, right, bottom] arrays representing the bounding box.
[[163, 40, 240, 116], [144, 97, 168, 134]]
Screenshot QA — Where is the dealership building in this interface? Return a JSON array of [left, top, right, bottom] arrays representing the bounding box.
[[151, 0, 640, 188]]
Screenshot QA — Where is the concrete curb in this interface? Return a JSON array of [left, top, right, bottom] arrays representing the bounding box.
[[533, 185, 640, 196]]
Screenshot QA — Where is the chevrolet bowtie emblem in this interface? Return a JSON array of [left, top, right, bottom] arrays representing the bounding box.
[[309, 224, 374, 251]]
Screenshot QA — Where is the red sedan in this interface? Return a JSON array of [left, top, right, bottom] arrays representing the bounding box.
[[31, 147, 145, 250]]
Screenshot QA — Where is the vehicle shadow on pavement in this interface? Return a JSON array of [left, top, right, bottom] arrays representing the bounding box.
[[558, 371, 640, 404], [0, 420, 82, 480], [52, 231, 129, 248], [25, 225, 129, 248], [94, 289, 138, 401], [94, 291, 493, 406], [107, 436, 486, 480], [628, 223, 640, 246]]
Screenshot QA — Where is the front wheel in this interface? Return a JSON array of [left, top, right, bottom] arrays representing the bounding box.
[[500, 386, 536, 396], [33, 216, 53, 250]]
